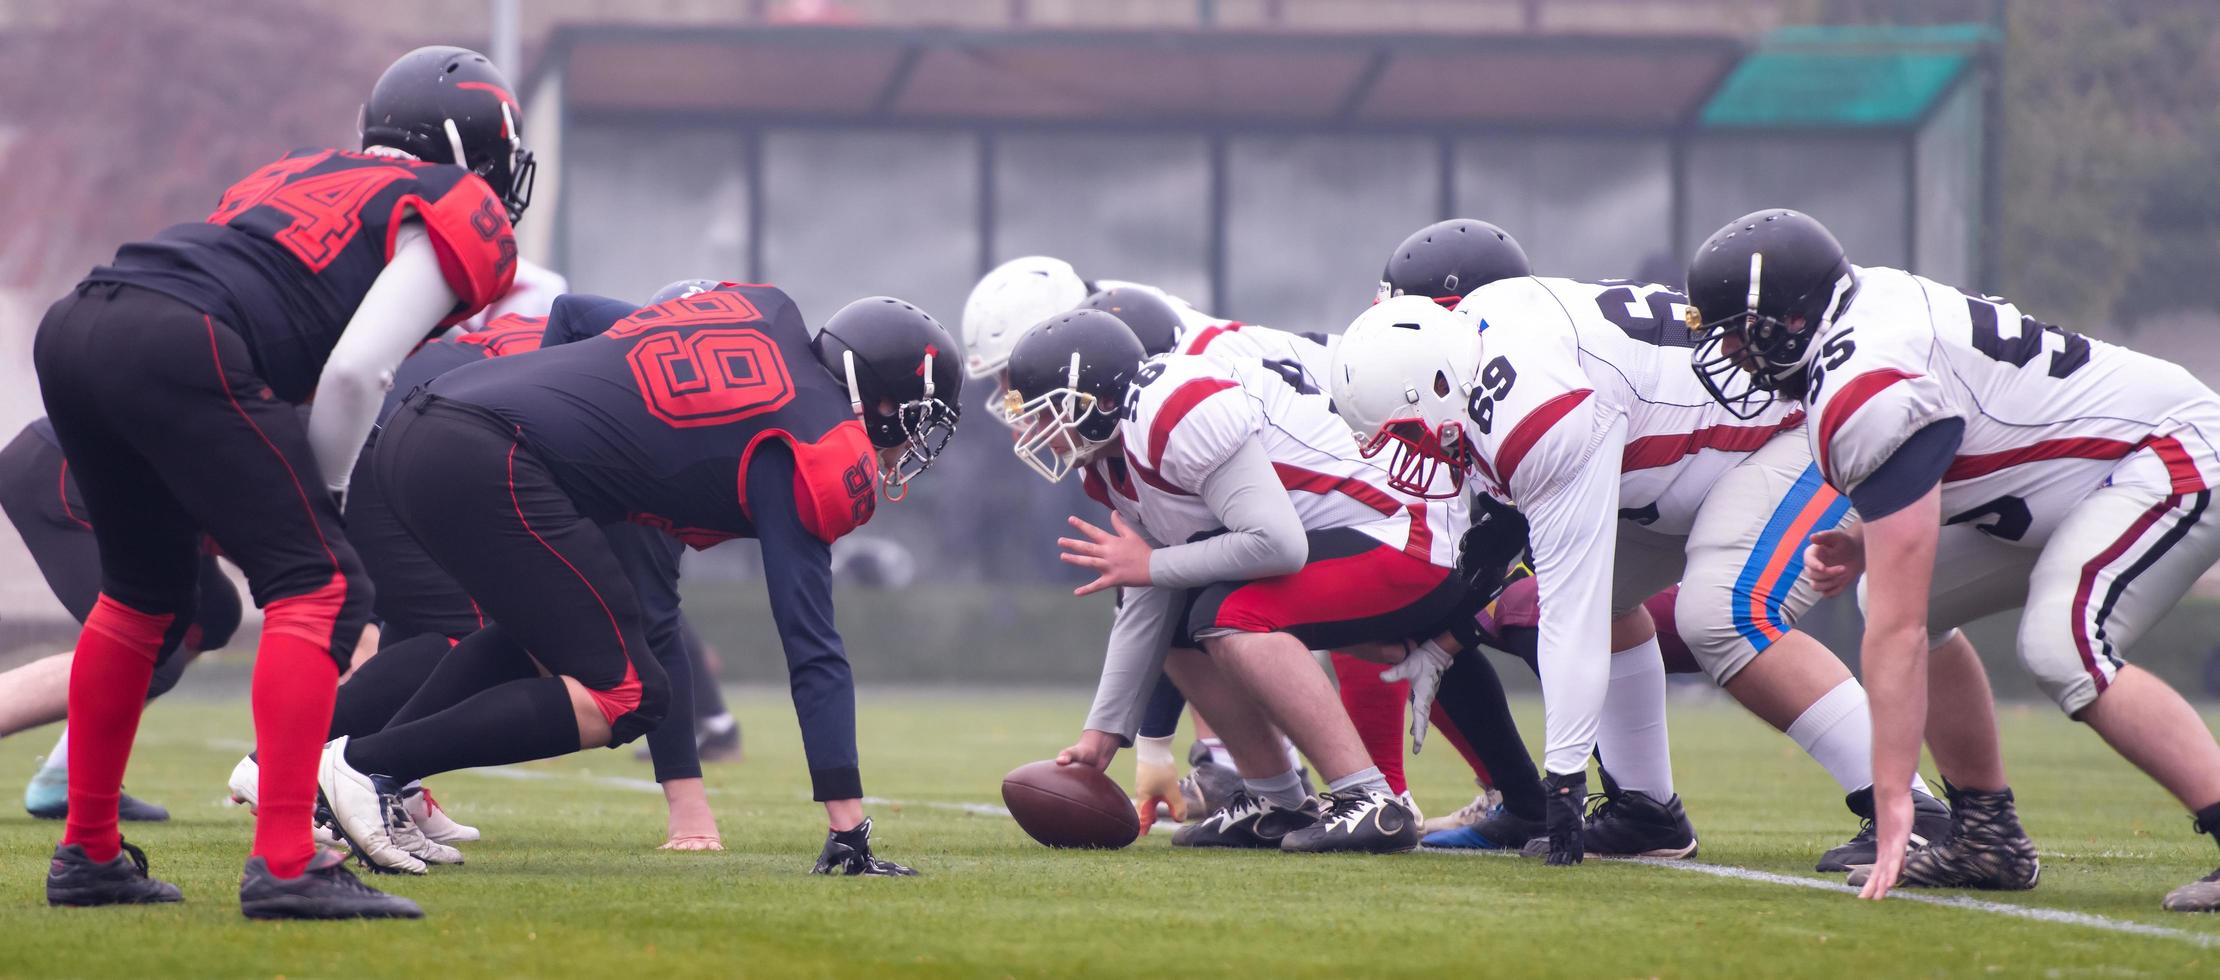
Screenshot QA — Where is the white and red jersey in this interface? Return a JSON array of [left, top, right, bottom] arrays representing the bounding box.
[[1175, 319, 1336, 393], [462, 258, 568, 332], [1805, 266, 2220, 544], [1081, 354, 1458, 569], [1452, 276, 1805, 536], [1450, 274, 1809, 775]]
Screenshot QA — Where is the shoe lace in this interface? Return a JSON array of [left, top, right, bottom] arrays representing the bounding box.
[[119, 840, 151, 876], [1206, 790, 1260, 829], [1319, 792, 1380, 834], [1449, 794, 1494, 823], [1581, 792, 1617, 821]]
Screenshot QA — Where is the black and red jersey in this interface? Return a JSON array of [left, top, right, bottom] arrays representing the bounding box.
[[427, 284, 878, 546], [84, 148, 519, 402], [376, 295, 636, 427]]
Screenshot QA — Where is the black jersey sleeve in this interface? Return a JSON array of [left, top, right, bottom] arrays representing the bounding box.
[[746, 439, 861, 801], [538, 293, 642, 349]]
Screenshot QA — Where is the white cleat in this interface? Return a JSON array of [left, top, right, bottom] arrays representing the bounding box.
[[316, 736, 425, 875], [402, 783, 480, 844], [227, 755, 260, 810], [387, 800, 464, 866], [236, 753, 342, 846]]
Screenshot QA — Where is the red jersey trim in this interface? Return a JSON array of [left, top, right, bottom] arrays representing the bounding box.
[[1621, 411, 1806, 473], [1815, 369, 1920, 483], [1496, 389, 1593, 489], [1272, 462, 1432, 560], [1183, 322, 1246, 355], [1944, 434, 2208, 493], [1125, 448, 1196, 497], [1146, 378, 1240, 471]]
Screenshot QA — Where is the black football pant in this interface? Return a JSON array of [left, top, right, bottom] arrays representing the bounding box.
[[371, 394, 668, 748], [0, 424, 241, 697]]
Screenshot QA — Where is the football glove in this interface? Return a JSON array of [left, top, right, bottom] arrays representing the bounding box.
[[1380, 639, 1455, 754], [1455, 494, 1529, 605], [1542, 771, 1587, 866]]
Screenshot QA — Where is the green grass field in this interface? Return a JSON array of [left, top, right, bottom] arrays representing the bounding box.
[[2, 684, 2218, 978]]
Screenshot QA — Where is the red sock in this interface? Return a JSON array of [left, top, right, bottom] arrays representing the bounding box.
[[63, 596, 171, 863], [1331, 651, 1409, 795], [251, 581, 345, 879], [1427, 700, 1493, 786]]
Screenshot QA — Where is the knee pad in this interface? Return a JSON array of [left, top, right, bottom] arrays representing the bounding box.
[[1671, 586, 1765, 685], [2014, 621, 2107, 717]]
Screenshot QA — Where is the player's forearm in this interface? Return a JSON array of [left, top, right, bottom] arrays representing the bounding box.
[[308, 223, 458, 493], [1861, 622, 1929, 807], [1148, 439, 1306, 588], [1081, 585, 1180, 742]]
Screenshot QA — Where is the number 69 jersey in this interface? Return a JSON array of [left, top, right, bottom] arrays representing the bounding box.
[[1804, 266, 2220, 544], [1452, 276, 1806, 536], [1096, 353, 1458, 567], [427, 284, 880, 548]]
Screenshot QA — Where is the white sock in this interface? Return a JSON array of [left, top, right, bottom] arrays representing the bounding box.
[[1597, 637, 1674, 799], [38, 729, 68, 777], [1785, 678, 1877, 794], [1199, 737, 1235, 769], [1280, 734, 1303, 775], [1326, 766, 1391, 798]]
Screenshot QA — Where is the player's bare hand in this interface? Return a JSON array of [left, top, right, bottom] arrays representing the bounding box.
[[1804, 528, 1865, 597], [1133, 759, 1185, 834], [1856, 787, 1914, 900], [1059, 512, 1153, 596], [1055, 729, 1121, 771]]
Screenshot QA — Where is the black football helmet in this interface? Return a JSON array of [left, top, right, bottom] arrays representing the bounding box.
[[649, 279, 721, 305], [1076, 286, 1181, 357], [1685, 209, 1856, 419], [1378, 219, 1532, 305], [815, 297, 964, 500], [361, 46, 535, 224], [1003, 309, 1147, 484]]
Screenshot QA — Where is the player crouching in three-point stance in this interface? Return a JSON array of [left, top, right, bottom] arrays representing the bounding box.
[[1687, 208, 2220, 911], [316, 284, 956, 879], [1022, 309, 1466, 853], [35, 45, 529, 919]]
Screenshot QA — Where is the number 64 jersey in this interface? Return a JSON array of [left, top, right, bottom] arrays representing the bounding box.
[[1804, 266, 2220, 545], [1093, 353, 1459, 567]]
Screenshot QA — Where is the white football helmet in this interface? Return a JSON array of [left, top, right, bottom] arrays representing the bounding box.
[[1331, 295, 1485, 499], [962, 256, 1090, 383]]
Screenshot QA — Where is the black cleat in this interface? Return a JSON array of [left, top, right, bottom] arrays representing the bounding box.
[[1175, 749, 1244, 819], [811, 817, 917, 876], [1847, 783, 2038, 891], [696, 717, 743, 764], [1278, 789, 1421, 854], [28, 790, 169, 823], [1818, 786, 1952, 872], [240, 850, 423, 920], [1528, 781, 1699, 860], [1173, 791, 1322, 848], [46, 841, 182, 907]]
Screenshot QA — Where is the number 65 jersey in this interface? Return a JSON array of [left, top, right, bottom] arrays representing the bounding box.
[[1804, 266, 2220, 545], [1097, 353, 1457, 567]]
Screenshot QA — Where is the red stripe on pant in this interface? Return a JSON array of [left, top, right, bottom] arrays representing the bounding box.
[[506, 442, 642, 726], [2069, 496, 2176, 698], [62, 596, 173, 863], [1331, 652, 1408, 795]]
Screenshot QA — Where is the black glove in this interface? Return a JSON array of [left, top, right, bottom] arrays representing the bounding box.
[[811, 817, 918, 877], [1542, 771, 1587, 866], [1455, 495, 1530, 603]]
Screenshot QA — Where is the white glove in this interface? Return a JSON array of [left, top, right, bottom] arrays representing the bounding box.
[[1381, 639, 1455, 754]]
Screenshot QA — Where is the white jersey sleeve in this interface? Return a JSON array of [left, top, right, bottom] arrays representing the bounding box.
[[1145, 370, 1262, 491], [1803, 299, 1959, 496]]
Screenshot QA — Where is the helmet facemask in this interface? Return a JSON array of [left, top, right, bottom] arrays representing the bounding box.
[[1689, 253, 1818, 420], [1009, 352, 1120, 484], [843, 348, 960, 502], [1358, 415, 1470, 500]]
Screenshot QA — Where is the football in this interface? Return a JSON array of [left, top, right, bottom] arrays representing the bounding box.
[[1000, 760, 1141, 850]]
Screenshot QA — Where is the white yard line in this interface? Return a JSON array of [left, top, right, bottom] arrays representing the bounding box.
[[243, 746, 2214, 950]]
